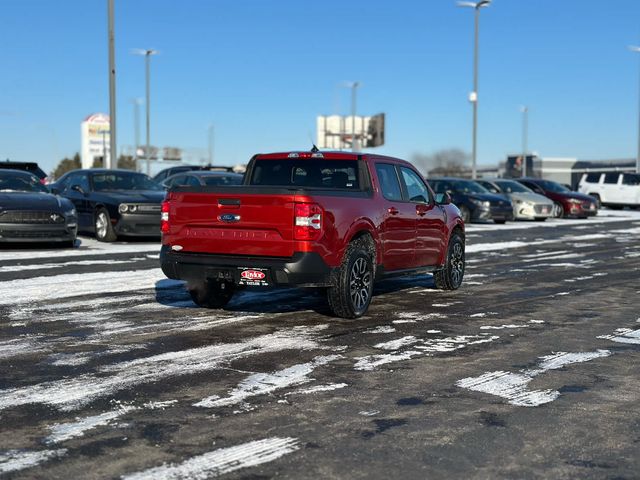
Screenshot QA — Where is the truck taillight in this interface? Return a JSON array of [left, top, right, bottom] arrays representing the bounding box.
[[161, 200, 170, 234], [294, 203, 322, 241]]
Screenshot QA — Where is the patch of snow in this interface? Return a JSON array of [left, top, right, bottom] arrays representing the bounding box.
[[194, 355, 341, 408], [456, 349, 611, 407], [0, 449, 67, 474], [0, 327, 327, 412], [364, 326, 396, 334], [121, 437, 300, 480], [598, 328, 640, 345], [45, 406, 137, 444]]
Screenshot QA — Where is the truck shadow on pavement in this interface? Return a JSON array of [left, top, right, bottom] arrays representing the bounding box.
[[154, 274, 437, 316]]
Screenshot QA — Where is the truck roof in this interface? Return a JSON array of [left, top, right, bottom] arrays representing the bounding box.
[[254, 151, 410, 165]]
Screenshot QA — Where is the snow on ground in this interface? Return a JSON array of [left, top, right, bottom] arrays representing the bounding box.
[[0, 449, 67, 475], [465, 208, 640, 233], [354, 334, 499, 371], [45, 406, 138, 444], [121, 437, 300, 480], [0, 269, 178, 306], [0, 238, 158, 261], [194, 355, 342, 409], [456, 349, 612, 407], [0, 327, 328, 412]]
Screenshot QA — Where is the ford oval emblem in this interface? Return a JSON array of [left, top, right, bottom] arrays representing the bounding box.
[[219, 213, 241, 223]]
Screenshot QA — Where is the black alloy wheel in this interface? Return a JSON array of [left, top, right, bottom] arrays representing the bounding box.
[[327, 236, 375, 319], [434, 233, 465, 290]]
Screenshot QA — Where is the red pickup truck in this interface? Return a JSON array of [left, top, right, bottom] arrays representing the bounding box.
[[160, 151, 465, 318]]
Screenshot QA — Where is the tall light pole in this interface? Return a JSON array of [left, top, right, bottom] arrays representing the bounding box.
[[107, 0, 117, 169], [132, 48, 158, 175], [458, 0, 491, 179], [207, 123, 214, 165], [630, 46, 640, 174], [520, 105, 528, 177], [345, 81, 360, 152], [131, 98, 142, 168]]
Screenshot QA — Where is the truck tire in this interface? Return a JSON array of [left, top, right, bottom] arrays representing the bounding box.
[[590, 193, 601, 208], [95, 208, 118, 242], [434, 232, 465, 290], [327, 236, 375, 319], [188, 280, 235, 309]]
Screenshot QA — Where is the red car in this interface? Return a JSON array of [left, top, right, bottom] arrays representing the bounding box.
[[516, 178, 598, 219], [160, 150, 465, 318]]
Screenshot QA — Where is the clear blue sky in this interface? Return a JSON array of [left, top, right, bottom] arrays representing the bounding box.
[[1, 0, 639, 174]]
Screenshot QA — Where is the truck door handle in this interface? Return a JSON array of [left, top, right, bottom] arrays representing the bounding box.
[[387, 207, 399, 215]]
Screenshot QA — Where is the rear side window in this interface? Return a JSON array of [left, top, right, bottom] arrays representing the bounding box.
[[622, 173, 640, 185], [603, 173, 620, 184], [584, 173, 601, 183], [250, 159, 360, 189], [375, 163, 403, 201]]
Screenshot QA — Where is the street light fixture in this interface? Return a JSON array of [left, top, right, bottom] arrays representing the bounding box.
[[132, 48, 159, 175], [520, 105, 528, 177], [457, 0, 491, 179], [629, 45, 640, 174]]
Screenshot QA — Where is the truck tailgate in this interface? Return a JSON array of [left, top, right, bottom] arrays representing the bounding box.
[[168, 191, 297, 257]]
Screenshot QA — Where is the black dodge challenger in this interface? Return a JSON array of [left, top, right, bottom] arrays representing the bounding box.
[[0, 169, 78, 245], [50, 169, 165, 242]]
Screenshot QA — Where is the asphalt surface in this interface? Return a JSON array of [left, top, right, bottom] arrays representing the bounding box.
[[0, 209, 639, 479]]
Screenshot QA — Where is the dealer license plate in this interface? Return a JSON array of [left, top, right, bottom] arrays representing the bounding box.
[[237, 267, 271, 286]]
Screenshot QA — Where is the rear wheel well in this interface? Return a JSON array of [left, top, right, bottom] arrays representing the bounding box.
[[346, 231, 376, 271]]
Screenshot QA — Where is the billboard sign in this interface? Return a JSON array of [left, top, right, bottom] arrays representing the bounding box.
[[316, 114, 385, 150], [81, 113, 110, 169]]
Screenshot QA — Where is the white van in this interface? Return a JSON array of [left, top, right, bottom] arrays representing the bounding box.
[[578, 172, 640, 208]]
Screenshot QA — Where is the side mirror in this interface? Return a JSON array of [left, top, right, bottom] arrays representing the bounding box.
[[435, 192, 451, 205], [71, 184, 85, 195], [50, 186, 60, 195]]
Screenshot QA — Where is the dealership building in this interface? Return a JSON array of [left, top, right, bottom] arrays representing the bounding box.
[[503, 155, 636, 187]]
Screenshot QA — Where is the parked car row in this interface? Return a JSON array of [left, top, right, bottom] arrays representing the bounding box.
[[0, 158, 619, 248], [428, 176, 598, 222], [0, 164, 243, 245]]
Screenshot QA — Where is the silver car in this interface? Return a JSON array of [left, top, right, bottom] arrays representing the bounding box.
[[477, 179, 554, 221]]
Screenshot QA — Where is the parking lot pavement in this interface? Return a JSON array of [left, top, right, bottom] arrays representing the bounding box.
[[0, 210, 639, 479]]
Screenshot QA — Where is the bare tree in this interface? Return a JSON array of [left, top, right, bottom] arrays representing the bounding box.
[[411, 149, 470, 178]]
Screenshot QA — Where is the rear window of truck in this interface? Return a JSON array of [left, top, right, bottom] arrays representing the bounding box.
[[250, 159, 360, 189]]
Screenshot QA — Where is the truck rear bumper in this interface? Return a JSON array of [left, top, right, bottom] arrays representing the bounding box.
[[160, 245, 335, 287]]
